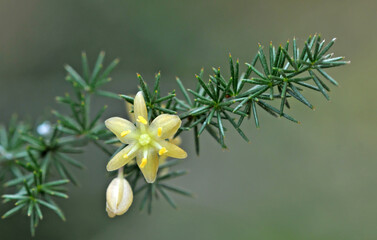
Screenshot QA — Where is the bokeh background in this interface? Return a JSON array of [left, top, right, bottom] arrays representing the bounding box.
[[0, 0, 376, 239]]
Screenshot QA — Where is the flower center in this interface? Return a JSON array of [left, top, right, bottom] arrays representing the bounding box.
[[138, 134, 151, 146]]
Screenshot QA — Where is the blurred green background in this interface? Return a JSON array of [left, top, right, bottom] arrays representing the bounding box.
[[0, 0, 376, 239]]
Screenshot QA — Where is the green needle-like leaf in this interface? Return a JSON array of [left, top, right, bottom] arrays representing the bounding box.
[[36, 199, 66, 221], [157, 185, 177, 209], [309, 70, 330, 100], [65, 65, 88, 89], [279, 81, 288, 115], [90, 51, 105, 85], [2, 203, 25, 219], [160, 184, 193, 197]]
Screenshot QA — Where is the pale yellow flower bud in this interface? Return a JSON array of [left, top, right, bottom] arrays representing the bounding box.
[[106, 177, 133, 218]]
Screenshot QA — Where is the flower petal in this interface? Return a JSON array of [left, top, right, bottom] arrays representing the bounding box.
[[106, 203, 116, 218], [158, 155, 167, 166], [125, 101, 135, 122], [137, 150, 158, 183], [134, 91, 148, 126], [107, 144, 138, 171], [105, 117, 136, 144], [170, 136, 182, 146], [161, 141, 187, 159], [150, 114, 181, 139]]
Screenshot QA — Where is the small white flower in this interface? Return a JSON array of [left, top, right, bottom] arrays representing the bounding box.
[[37, 121, 52, 136], [106, 177, 133, 218]]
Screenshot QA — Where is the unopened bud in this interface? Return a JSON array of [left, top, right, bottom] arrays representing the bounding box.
[[106, 177, 133, 218]]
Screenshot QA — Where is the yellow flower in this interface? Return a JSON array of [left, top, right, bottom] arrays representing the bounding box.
[[105, 91, 187, 183], [106, 176, 133, 218]]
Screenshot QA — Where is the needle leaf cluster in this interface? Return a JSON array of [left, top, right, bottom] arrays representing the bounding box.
[[121, 35, 348, 152]]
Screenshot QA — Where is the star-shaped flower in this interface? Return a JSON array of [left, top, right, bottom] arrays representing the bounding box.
[[105, 91, 187, 183]]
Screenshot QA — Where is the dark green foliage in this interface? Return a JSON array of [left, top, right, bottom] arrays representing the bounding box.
[[0, 115, 30, 180], [2, 148, 69, 236], [121, 34, 348, 153], [119, 72, 177, 120], [1, 52, 119, 236]]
